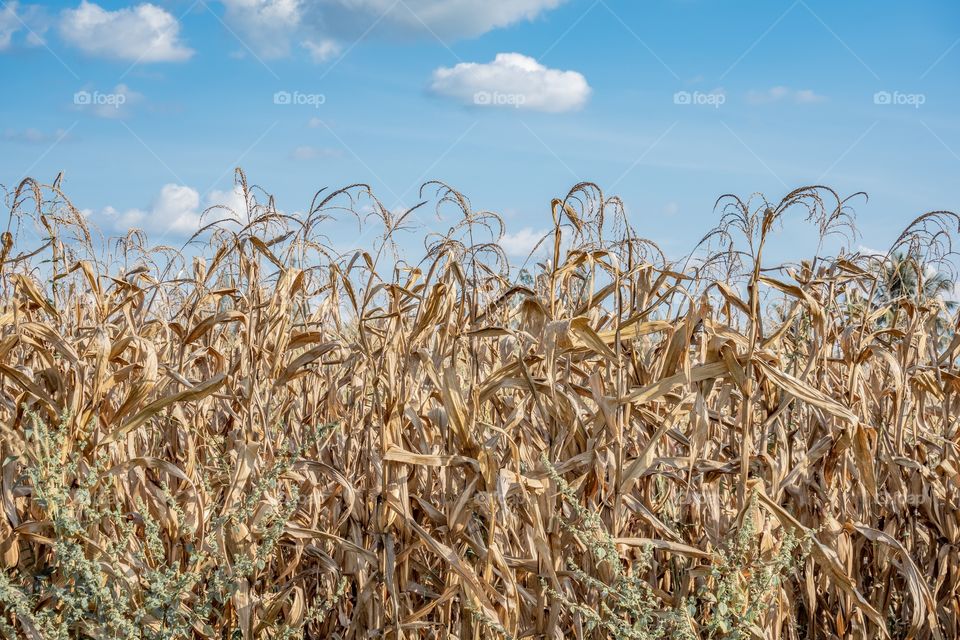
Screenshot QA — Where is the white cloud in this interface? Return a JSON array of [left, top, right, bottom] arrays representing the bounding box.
[[0, 2, 49, 49], [430, 53, 590, 113], [500, 227, 547, 257], [0, 2, 21, 50], [219, 0, 565, 60], [662, 202, 679, 216], [220, 0, 301, 58], [58, 1, 193, 62], [301, 38, 340, 63], [746, 86, 827, 105], [109, 184, 202, 234], [341, 0, 566, 38], [96, 185, 247, 235], [794, 89, 827, 104], [857, 245, 885, 257], [291, 145, 317, 161], [205, 186, 249, 224]]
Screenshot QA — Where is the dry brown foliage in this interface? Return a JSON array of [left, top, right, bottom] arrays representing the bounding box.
[[0, 172, 958, 639]]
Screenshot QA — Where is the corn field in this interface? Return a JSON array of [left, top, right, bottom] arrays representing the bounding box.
[[0, 172, 958, 639]]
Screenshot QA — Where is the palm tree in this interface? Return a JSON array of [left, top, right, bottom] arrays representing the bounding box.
[[879, 251, 956, 308], [875, 252, 957, 346]]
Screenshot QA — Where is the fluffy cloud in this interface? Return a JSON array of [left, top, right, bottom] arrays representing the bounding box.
[[794, 89, 826, 104], [430, 53, 590, 113], [0, 2, 20, 50], [325, 0, 566, 38], [96, 185, 247, 236], [58, 1, 193, 62], [856, 245, 885, 257], [301, 38, 340, 63], [500, 227, 548, 257], [0, 2, 48, 49], [219, 0, 565, 60], [220, 0, 301, 58], [747, 86, 827, 105]]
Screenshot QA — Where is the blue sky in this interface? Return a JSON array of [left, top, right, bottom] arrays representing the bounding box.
[[1, 0, 958, 261]]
